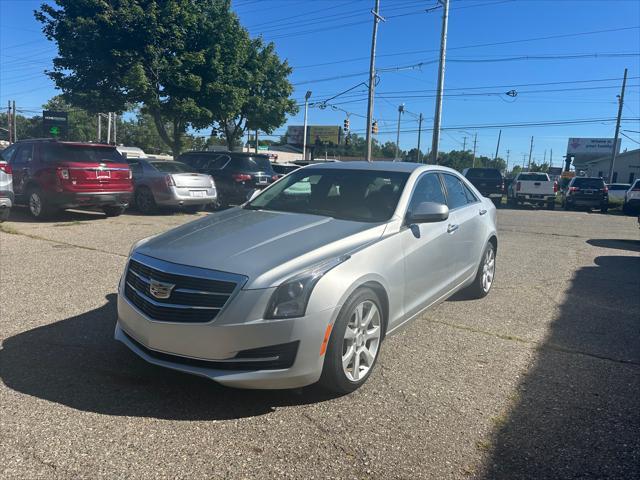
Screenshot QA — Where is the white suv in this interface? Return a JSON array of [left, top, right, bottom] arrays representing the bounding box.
[[623, 179, 640, 215]]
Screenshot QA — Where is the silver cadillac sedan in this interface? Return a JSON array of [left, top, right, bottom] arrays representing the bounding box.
[[116, 162, 497, 393]]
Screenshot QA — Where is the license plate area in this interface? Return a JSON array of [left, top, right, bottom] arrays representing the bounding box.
[[190, 190, 207, 198], [96, 169, 111, 179]]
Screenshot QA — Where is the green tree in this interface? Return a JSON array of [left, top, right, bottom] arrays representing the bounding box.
[[36, 0, 285, 156]]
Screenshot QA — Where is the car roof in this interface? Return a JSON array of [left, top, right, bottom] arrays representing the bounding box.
[[301, 161, 457, 174]]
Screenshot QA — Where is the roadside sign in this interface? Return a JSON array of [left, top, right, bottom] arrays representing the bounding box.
[[43, 110, 68, 138], [561, 171, 575, 179], [257, 145, 268, 151]]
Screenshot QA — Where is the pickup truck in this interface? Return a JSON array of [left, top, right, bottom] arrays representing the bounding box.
[[507, 172, 557, 209], [462, 167, 504, 207]]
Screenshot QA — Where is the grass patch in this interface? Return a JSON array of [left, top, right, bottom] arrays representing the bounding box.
[[53, 220, 85, 227], [0, 224, 19, 235], [491, 413, 508, 429], [475, 439, 492, 452]]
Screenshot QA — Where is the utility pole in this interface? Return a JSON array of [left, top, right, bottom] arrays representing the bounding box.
[[550, 149, 553, 167], [462, 136, 467, 151], [506, 149, 511, 171], [395, 103, 404, 160], [543, 149, 547, 164], [472, 133, 478, 167], [493, 129, 502, 163], [527, 136, 534, 170], [608, 67, 627, 183], [416, 113, 423, 163], [430, 0, 450, 164], [365, 0, 383, 163], [97, 114, 102, 143], [12, 100, 17, 142], [7, 101, 12, 143], [522, 153, 526, 169], [255, 129, 259, 154], [302, 90, 311, 161]]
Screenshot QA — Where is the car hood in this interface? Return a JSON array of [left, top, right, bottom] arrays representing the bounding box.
[[136, 207, 386, 289]]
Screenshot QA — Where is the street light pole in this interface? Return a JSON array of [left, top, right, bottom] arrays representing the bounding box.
[[430, 0, 450, 164], [365, 0, 383, 163], [395, 104, 404, 160], [302, 90, 312, 161]]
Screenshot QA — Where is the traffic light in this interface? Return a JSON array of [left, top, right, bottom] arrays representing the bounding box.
[[343, 118, 350, 131], [372, 121, 378, 135]]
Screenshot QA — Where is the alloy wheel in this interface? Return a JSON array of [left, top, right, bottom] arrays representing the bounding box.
[[29, 192, 42, 217], [482, 246, 495, 293], [342, 300, 381, 382]]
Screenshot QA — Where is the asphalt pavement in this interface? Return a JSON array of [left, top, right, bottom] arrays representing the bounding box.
[[1, 206, 638, 479]]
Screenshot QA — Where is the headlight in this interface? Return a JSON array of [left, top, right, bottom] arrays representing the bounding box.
[[128, 234, 158, 257], [265, 255, 350, 319]]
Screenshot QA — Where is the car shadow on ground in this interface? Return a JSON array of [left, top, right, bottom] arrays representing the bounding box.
[[0, 294, 341, 420], [5, 207, 108, 223], [477, 255, 640, 479], [587, 238, 640, 253]]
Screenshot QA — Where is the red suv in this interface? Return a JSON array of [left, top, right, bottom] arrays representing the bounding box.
[[1, 140, 133, 219]]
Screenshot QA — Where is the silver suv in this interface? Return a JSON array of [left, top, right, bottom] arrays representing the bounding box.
[[116, 162, 498, 393]]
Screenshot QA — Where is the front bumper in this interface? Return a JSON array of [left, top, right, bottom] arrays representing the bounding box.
[[53, 190, 132, 208], [115, 281, 333, 389]]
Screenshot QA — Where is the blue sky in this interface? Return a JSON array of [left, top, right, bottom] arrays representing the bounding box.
[[1, 0, 639, 167]]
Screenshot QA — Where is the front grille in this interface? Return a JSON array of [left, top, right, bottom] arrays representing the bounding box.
[[123, 330, 299, 370], [124, 255, 245, 323]]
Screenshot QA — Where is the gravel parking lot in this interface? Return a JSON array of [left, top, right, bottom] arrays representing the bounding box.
[[1, 207, 638, 479]]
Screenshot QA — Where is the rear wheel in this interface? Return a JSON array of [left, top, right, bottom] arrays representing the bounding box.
[[135, 187, 157, 214], [546, 201, 555, 210], [103, 206, 125, 217], [27, 187, 55, 220], [564, 201, 571, 211], [319, 288, 383, 394], [184, 205, 203, 214], [463, 242, 496, 299], [600, 204, 608, 214]]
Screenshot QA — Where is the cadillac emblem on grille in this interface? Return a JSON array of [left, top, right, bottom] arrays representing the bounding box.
[[149, 278, 175, 299]]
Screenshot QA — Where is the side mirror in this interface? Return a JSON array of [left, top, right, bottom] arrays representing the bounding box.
[[246, 189, 260, 202], [407, 201, 449, 224]]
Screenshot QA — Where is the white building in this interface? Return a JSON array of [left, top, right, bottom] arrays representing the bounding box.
[[580, 149, 640, 184]]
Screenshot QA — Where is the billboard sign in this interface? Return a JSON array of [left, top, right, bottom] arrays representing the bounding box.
[[566, 138, 621, 156], [287, 125, 342, 145], [43, 110, 68, 138]]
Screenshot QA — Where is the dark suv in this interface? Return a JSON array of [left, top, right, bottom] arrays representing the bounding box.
[[1, 139, 133, 219], [462, 168, 504, 207], [561, 176, 608, 213], [178, 151, 277, 207]]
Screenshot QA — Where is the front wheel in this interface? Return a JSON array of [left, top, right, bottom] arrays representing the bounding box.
[[546, 201, 555, 210], [319, 288, 384, 394], [463, 242, 496, 299], [103, 206, 125, 217]]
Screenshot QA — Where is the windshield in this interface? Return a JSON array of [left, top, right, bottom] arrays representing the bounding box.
[[518, 173, 549, 181], [231, 156, 273, 172], [246, 168, 409, 222], [42, 144, 124, 163], [465, 168, 501, 180], [150, 161, 194, 173]]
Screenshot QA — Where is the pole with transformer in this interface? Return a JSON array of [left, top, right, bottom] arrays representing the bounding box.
[[472, 133, 477, 167], [107, 112, 112, 144], [365, 0, 383, 163], [430, 0, 450, 164], [608, 67, 627, 183], [97, 114, 102, 143], [395, 104, 404, 160], [302, 91, 311, 161], [416, 113, 423, 162]]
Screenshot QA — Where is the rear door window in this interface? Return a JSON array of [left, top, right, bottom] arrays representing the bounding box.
[[12, 145, 33, 165], [442, 173, 473, 210], [1, 144, 17, 162]]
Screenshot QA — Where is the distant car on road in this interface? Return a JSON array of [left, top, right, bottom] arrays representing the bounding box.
[[178, 151, 277, 208], [1, 139, 132, 219], [623, 179, 640, 214], [462, 167, 504, 207], [507, 172, 557, 209], [116, 162, 498, 393], [128, 158, 217, 214], [606, 183, 630, 203], [561, 176, 609, 213], [0, 157, 13, 222]]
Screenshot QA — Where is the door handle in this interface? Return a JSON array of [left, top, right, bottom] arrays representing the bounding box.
[[479, 209, 487, 215], [447, 223, 459, 233]]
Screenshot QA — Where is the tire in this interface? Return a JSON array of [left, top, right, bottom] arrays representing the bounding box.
[[547, 201, 555, 210], [491, 198, 501, 208], [463, 241, 496, 300], [507, 196, 516, 208], [564, 201, 571, 211], [27, 187, 55, 220], [319, 287, 384, 394], [103, 206, 125, 217], [184, 205, 203, 214], [600, 205, 608, 214], [0, 208, 9, 222], [135, 187, 157, 214]]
